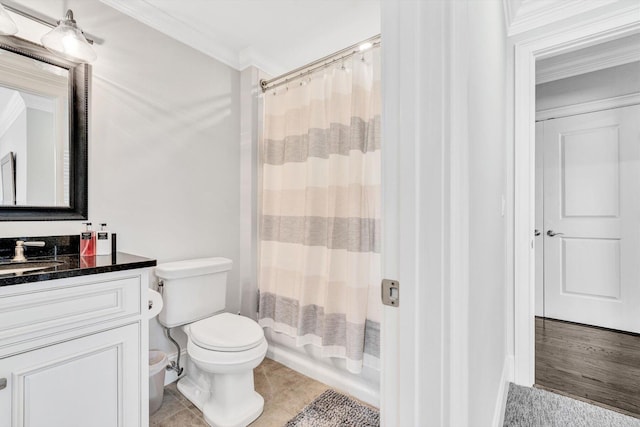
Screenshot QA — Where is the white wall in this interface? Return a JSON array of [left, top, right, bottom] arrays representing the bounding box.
[[465, 0, 509, 424], [380, 1, 508, 425], [0, 0, 241, 355], [26, 108, 55, 205]]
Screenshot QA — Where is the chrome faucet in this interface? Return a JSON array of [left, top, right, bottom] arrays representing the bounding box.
[[12, 240, 45, 262]]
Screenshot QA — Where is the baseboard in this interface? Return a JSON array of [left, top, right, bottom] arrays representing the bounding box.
[[492, 355, 514, 427], [163, 349, 188, 386], [266, 341, 380, 408], [161, 344, 381, 408]]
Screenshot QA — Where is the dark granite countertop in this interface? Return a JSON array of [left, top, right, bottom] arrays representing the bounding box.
[[0, 252, 157, 287], [0, 235, 155, 287]]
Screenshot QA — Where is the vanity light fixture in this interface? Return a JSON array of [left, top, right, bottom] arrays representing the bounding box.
[[0, 3, 18, 35], [41, 9, 96, 64]]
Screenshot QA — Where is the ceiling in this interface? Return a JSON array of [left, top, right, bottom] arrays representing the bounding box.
[[99, 0, 381, 77]]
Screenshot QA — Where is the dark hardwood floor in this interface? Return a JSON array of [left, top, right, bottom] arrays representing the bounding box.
[[535, 317, 640, 418]]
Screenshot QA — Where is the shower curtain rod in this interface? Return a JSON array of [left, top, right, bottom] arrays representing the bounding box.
[[260, 34, 381, 92]]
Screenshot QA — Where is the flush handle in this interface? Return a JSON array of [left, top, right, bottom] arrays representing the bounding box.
[[382, 279, 399, 307], [0, 378, 6, 391]]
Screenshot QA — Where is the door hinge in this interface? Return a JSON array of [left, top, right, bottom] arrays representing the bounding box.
[[381, 279, 399, 307]]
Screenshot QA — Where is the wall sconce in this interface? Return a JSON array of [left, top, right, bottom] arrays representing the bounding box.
[[41, 10, 96, 64], [0, 4, 96, 64]]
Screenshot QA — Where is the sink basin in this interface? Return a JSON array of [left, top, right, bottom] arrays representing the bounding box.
[[0, 260, 64, 275]]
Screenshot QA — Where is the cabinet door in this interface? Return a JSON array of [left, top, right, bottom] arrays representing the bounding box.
[[0, 323, 141, 427]]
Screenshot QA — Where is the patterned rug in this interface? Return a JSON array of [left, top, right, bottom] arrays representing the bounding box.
[[503, 383, 640, 427], [285, 390, 380, 427]]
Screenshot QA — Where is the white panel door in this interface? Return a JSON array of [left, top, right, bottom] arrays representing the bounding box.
[[0, 323, 141, 427], [543, 105, 640, 332]]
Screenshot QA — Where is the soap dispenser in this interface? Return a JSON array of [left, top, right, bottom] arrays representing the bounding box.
[[80, 222, 95, 256], [96, 223, 111, 256]]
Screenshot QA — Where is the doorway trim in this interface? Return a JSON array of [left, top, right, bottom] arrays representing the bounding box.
[[513, 5, 640, 385]]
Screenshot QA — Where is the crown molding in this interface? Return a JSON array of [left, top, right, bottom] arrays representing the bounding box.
[[503, 0, 620, 37], [99, 0, 379, 77], [98, 0, 242, 70], [99, 0, 380, 78], [536, 35, 640, 84], [536, 92, 640, 121], [238, 46, 285, 77]]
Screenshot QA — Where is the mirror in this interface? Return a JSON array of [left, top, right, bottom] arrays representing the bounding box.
[[0, 35, 87, 220]]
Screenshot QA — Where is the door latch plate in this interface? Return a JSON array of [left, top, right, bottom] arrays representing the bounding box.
[[381, 279, 399, 307]]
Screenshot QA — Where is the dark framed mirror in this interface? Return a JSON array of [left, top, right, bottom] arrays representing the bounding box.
[[0, 35, 88, 221]]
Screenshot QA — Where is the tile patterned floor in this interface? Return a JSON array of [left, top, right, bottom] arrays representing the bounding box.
[[150, 357, 330, 427]]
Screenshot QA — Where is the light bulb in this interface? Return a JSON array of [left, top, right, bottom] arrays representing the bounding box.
[[41, 10, 96, 63]]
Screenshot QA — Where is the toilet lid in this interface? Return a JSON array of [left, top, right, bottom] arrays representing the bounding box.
[[190, 312, 264, 352]]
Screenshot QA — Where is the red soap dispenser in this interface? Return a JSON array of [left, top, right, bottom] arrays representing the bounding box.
[[80, 222, 96, 256]]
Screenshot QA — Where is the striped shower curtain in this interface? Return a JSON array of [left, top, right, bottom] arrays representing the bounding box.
[[258, 46, 381, 374]]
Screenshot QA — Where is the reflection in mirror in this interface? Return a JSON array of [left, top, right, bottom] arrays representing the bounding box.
[[0, 48, 69, 207], [0, 35, 88, 221], [0, 151, 15, 204]]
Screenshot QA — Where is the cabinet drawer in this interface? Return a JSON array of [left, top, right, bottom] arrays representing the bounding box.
[[0, 276, 141, 345]]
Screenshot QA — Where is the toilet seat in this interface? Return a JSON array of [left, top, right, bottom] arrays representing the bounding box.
[[189, 312, 264, 352]]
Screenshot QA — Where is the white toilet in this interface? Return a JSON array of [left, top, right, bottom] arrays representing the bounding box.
[[156, 258, 267, 427]]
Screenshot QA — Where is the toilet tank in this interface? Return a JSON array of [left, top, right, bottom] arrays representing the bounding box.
[[156, 257, 232, 328]]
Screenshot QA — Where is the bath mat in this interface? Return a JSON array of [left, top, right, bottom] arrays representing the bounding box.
[[285, 389, 379, 427]]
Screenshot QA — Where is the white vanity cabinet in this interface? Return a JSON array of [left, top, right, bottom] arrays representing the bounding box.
[[0, 268, 150, 427]]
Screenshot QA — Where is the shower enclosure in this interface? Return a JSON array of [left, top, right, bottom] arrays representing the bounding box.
[[250, 36, 382, 405]]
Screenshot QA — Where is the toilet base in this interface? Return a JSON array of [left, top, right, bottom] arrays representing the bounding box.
[[177, 373, 264, 427]]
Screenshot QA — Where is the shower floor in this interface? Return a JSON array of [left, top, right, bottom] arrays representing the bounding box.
[[150, 357, 330, 426]]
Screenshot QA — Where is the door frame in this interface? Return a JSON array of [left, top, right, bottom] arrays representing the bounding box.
[[512, 6, 640, 386]]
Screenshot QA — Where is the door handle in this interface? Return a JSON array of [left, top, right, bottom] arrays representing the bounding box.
[[546, 230, 564, 237], [534, 229, 541, 236]]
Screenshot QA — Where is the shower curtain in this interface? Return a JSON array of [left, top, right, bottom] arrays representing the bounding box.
[[258, 46, 381, 374]]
